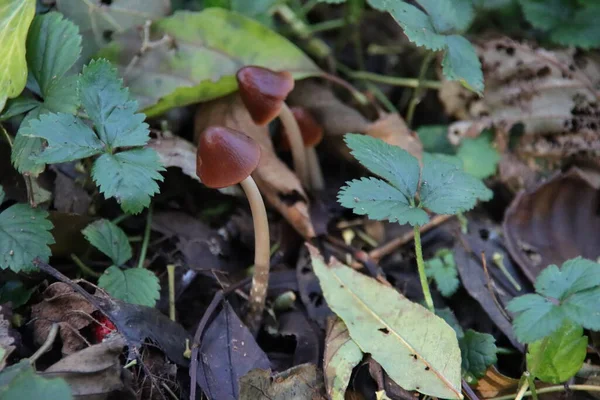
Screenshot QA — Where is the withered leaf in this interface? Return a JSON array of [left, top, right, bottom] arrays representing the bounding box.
[[0, 305, 16, 371], [239, 363, 326, 400]]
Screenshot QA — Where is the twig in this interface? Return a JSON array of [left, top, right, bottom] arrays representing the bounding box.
[[489, 384, 600, 400], [29, 323, 59, 363], [368, 214, 453, 261], [462, 378, 480, 400], [347, 70, 442, 89], [481, 251, 512, 321], [514, 372, 531, 400], [167, 264, 176, 322], [137, 204, 153, 269], [0, 124, 13, 147], [124, 20, 173, 78]]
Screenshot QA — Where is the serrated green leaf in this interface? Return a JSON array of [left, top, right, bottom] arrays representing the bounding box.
[[442, 36, 484, 94], [425, 249, 459, 297], [344, 134, 420, 200], [416, 0, 474, 33], [92, 149, 164, 214], [324, 318, 363, 400], [0, 204, 54, 273], [0, 0, 35, 112], [42, 75, 80, 115], [456, 131, 500, 179], [459, 330, 497, 381], [98, 8, 321, 116], [519, 0, 565, 30], [308, 245, 462, 399], [338, 178, 429, 226], [420, 153, 493, 215], [549, 5, 600, 49], [98, 266, 159, 307], [0, 360, 72, 399], [26, 12, 82, 96], [56, 0, 170, 67], [80, 60, 149, 149], [0, 280, 34, 309], [0, 96, 40, 121], [82, 219, 132, 266], [508, 257, 600, 343], [436, 308, 464, 339], [527, 320, 587, 384], [417, 125, 454, 154], [22, 113, 105, 163]]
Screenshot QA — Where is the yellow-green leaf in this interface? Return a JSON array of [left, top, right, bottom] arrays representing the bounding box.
[[0, 0, 35, 111], [98, 8, 321, 116], [308, 245, 462, 399]]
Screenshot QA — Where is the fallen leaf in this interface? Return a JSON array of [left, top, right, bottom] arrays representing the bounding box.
[[308, 245, 463, 399], [503, 167, 600, 282], [296, 246, 332, 327], [48, 211, 95, 258], [42, 334, 130, 398], [441, 38, 600, 158], [99, 8, 321, 116], [323, 317, 363, 400], [52, 170, 92, 215], [277, 309, 321, 366], [239, 363, 325, 400], [31, 282, 96, 355], [194, 300, 270, 400], [0, 305, 16, 371], [473, 366, 519, 398], [195, 93, 315, 239]]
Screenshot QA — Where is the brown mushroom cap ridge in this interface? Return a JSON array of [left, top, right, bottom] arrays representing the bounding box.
[[236, 66, 295, 126], [196, 126, 261, 189]]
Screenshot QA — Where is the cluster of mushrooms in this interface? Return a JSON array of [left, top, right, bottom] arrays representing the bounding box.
[[196, 66, 324, 332]]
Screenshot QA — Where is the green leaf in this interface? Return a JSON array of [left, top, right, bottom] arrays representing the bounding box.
[[417, 125, 454, 154], [527, 320, 587, 384], [436, 307, 464, 339], [343, 134, 420, 201], [459, 330, 497, 381], [98, 266, 160, 307], [308, 245, 462, 399], [549, 5, 600, 49], [22, 113, 105, 163], [0, 280, 35, 308], [442, 36, 484, 94], [519, 0, 565, 30], [456, 131, 500, 179], [55, 0, 170, 67], [0, 360, 72, 399], [80, 60, 149, 149], [507, 257, 600, 343], [420, 153, 493, 215], [425, 249, 459, 297], [0, 185, 4, 205], [98, 8, 321, 116], [0, 204, 54, 273], [0, 97, 40, 121], [338, 178, 429, 226], [0, 0, 35, 111], [92, 149, 164, 214], [324, 318, 363, 400], [366, 0, 483, 93], [82, 219, 132, 266]]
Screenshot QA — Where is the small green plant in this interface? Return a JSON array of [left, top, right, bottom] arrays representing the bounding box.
[[425, 248, 459, 298], [338, 133, 492, 311], [82, 219, 160, 307], [507, 257, 599, 385]]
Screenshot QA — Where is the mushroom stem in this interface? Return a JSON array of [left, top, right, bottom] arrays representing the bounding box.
[[239, 175, 271, 333], [306, 147, 325, 191], [279, 102, 310, 188]]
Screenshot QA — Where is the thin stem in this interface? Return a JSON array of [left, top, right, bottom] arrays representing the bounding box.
[[366, 83, 399, 113], [347, 70, 442, 90], [406, 52, 436, 127], [514, 375, 530, 400], [71, 254, 101, 278], [167, 264, 176, 322], [279, 102, 310, 188], [111, 214, 130, 225], [0, 124, 13, 147], [413, 225, 434, 312], [527, 372, 539, 400], [308, 19, 346, 33], [490, 385, 600, 400], [30, 323, 59, 363], [306, 147, 325, 191], [240, 176, 270, 334], [492, 252, 522, 291], [137, 204, 153, 269]]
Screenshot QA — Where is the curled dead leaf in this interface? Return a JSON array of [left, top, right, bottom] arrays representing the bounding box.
[[503, 167, 600, 282], [0, 305, 16, 371], [194, 93, 315, 239], [473, 366, 519, 398], [31, 282, 96, 355], [440, 38, 600, 160]]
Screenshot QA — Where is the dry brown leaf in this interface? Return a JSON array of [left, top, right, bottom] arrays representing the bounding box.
[[288, 80, 422, 159], [194, 93, 315, 239], [473, 366, 519, 398], [32, 282, 96, 355], [440, 38, 600, 159], [148, 133, 199, 183], [42, 334, 130, 398], [0, 305, 16, 371]]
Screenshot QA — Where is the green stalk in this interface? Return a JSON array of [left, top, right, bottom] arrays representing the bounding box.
[[137, 204, 153, 269], [406, 51, 436, 127], [490, 385, 600, 400], [413, 225, 434, 312], [527, 372, 539, 400]]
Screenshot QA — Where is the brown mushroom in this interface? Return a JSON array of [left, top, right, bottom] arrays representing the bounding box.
[[280, 107, 325, 191], [236, 66, 309, 188], [196, 126, 270, 332]]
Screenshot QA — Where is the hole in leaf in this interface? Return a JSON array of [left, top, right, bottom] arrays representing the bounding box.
[[103, 30, 114, 41], [479, 229, 490, 240], [308, 292, 324, 307], [378, 327, 389, 334], [101, 0, 113, 4], [300, 266, 311, 275], [425, 366, 430, 371]]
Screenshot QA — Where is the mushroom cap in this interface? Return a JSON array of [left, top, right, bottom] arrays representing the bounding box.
[[280, 107, 324, 150], [236, 66, 295, 126], [197, 126, 261, 189]]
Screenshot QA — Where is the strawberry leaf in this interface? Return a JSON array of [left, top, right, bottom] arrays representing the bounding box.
[[98, 266, 160, 307], [82, 219, 132, 266]]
